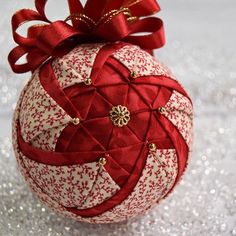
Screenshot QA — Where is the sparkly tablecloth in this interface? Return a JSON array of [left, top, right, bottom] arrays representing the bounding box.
[[0, 1, 236, 235]]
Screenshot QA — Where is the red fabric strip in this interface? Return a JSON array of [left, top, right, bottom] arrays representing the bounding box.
[[84, 0, 110, 22], [127, 0, 160, 17], [35, 0, 50, 20], [104, 154, 130, 186], [90, 42, 129, 83], [66, 144, 148, 217], [8, 46, 48, 74], [55, 123, 81, 152], [17, 122, 149, 166], [39, 61, 81, 118], [157, 114, 189, 181], [11, 9, 47, 46], [67, 0, 84, 27], [106, 56, 191, 103], [103, 0, 125, 13], [125, 17, 165, 50]]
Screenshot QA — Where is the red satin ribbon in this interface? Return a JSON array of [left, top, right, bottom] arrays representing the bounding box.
[[8, 0, 165, 73]]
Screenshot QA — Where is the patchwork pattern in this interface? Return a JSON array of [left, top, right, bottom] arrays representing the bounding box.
[[78, 167, 121, 209], [14, 147, 178, 224], [164, 91, 193, 148], [30, 126, 67, 151], [88, 149, 178, 223], [52, 44, 105, 89], [12, 43, 192, 223], [113, 45, 172, 78], [19, 72, 71, 144], [21, 155, 120, 209]]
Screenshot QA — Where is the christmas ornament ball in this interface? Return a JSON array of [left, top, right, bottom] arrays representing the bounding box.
[[13, 42, 193, 223]]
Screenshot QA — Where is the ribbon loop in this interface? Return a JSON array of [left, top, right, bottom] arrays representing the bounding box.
[[12, 9, 47, 47], [125, 17, 165, 50], [35, 21, 81, 55], [94, 13, 131, 42], [35, 0, 50, 21], [127, 0, 161, 16], [8, 0, 165, 74]]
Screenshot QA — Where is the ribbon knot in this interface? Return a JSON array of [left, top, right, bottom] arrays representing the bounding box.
[[8, 0, 165, 74]]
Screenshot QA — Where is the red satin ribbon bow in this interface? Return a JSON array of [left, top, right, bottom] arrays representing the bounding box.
[[8, 0, 165, 74]]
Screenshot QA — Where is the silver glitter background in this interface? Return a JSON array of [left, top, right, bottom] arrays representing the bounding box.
[[0, 0, 236, 235]]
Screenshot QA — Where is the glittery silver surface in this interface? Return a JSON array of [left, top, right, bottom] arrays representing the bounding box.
[[0, 1, 236, 235]]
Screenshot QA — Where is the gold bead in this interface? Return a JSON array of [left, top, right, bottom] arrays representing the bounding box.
[[98, 157, 107, 166], [84, 78, 92, 85], [71, 118, 80, 125], [130, 71, 137, 79], [158, 107, 166, 114], [149, 143, 157, 151]]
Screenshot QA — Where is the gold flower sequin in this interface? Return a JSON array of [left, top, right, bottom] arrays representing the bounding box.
[[110, 105, 130, 127]]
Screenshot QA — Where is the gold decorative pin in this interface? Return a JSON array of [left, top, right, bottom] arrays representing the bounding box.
[[158, 107, 166, 115], [110, 105, 130, 127], [98, 157, 107, 166], [84, 77, 92, 86], [149, 143, 157, 152], [130, 71, 137, 79], [71, 118, 80, 125]]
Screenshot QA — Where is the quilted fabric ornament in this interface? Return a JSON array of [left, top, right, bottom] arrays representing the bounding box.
[[9, 0, 193, 223]]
